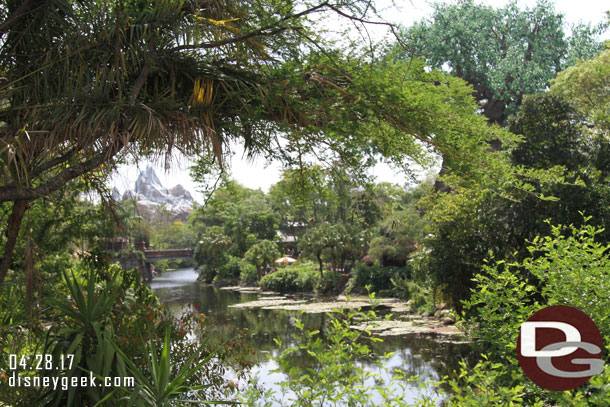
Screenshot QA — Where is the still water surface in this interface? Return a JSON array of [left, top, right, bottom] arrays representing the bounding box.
[[150, 268, 473, 404]]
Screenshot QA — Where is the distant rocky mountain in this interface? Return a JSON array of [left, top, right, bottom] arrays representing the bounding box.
[[114, 166, 194, 219]]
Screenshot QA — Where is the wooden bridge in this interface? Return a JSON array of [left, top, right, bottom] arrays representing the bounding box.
[[143, 248, 193, 261], [113, 248, 194, 280]]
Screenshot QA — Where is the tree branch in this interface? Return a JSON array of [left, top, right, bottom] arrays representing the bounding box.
[[0, 0, 41, 37], [30, 147, 78, 179], [0, 200, 28, 284], [0, 143, 123, 202], [170, 2, 329, 52], [129, 63, 150, 104]]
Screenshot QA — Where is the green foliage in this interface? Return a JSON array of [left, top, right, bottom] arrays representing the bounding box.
[[214, 256, 250, 286], [298, 223, 332, 275], [258, 263, 341, 294], [453, 219, 610, 406], [314, 270, 339, 295], [191, 182, 279, 252], [151, 218, 195, 252], [390, 277, 429, 312], [110, 325, 235, 407], [299, 221, 370, 277], [400, 0, 606, 123], [116, 247, 146, 264], [194, 226, 232, 283], [273, 312, 379, 406], [463, 221, 610, 349], [30, 263, 136, 406], [524, 219, 610, 336], [443, 356, 540, 407], [197, 265, 216, 285], [421, 89, 610, 308], [551, 48, 610, 128], [509, 93, 587, 169], [191, 181, 281, 281], [239, 262, 258, 286], [189, 153, 229, 204], [461, 260, 540, 359], [268, 165, 338, 226], [420, 185, 509, 309], [259, 263, 319, 293], [244, 240, 280, 280], [347, 262, 408, 294], [0, 255, 235, 406], [269, 164, 383, 228]]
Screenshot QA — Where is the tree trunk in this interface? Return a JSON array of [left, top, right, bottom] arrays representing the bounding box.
[[317, 253, 323, 278], [0, 200, 29, 284], [433, 156, 452, 193]]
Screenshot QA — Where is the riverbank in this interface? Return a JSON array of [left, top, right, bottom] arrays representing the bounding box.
[[219, 285, 464, 338]]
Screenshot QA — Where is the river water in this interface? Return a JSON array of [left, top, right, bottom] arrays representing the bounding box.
[[149, 268, 473, 405]]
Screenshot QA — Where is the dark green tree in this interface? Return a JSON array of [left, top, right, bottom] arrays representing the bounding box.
[[299, 223, 333, 277], [399, 0, 606, 124], [190, 181, 279, 260], [244, 239, 280, 281], [194, 226, 231, 283], [423, 92, 610, 308]]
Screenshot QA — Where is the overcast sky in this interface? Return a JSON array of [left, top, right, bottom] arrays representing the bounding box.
[[110, 0, 609, 202]]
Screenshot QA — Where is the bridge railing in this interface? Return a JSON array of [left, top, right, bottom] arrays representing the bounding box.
[[143, 249, 193, 259]]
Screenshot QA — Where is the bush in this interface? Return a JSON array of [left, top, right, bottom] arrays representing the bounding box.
[[239, 262, 258, 286], [197, 265, 216, 283], [315, 270, 338, 294], [0, 256, 237, 407], [214, 255, 243, 285], [453, 218, 610, 405], [260, 263, 319, 293], [391, 276, 429, 311], [347, 261, 408, 294]]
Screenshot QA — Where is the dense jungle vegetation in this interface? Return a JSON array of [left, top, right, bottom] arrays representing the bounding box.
[[1, 0, 610, 405]]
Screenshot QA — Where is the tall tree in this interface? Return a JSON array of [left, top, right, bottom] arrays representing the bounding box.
[[550, 47, 610, 129], [399, 0, 606, 124]]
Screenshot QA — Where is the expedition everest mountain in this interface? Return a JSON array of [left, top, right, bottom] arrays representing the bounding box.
[[112, 166, 195, 219]]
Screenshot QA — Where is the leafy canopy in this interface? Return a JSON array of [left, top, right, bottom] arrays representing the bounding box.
[[550, 48, 610, 129], [398, 0, 606, 123]]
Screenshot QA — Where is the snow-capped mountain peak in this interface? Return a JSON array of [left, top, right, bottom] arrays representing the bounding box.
[[120, 166, 194, 219]]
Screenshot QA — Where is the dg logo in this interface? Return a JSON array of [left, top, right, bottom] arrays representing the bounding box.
[[517, 305, 604, 391]]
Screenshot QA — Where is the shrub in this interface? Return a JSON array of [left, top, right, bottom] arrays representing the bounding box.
[[260, 263, 319, 293], [197, 265, 215, 283], [391, 276, 429, 311], [214, 255, 243, 285], [239, 262, 258, 285], [347, 261, 408, 294], [0, 256, 236, 407], [454, 218, 610, 405], [315, 270, 338, 294]]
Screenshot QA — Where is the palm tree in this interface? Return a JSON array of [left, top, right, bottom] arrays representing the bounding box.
[[0, 0, 393, 283]]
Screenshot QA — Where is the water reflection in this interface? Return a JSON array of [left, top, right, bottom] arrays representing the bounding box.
[[150, 268, 473, 405]]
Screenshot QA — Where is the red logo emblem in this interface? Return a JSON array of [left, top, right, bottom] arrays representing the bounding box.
[[517, 305, 603, 391]]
